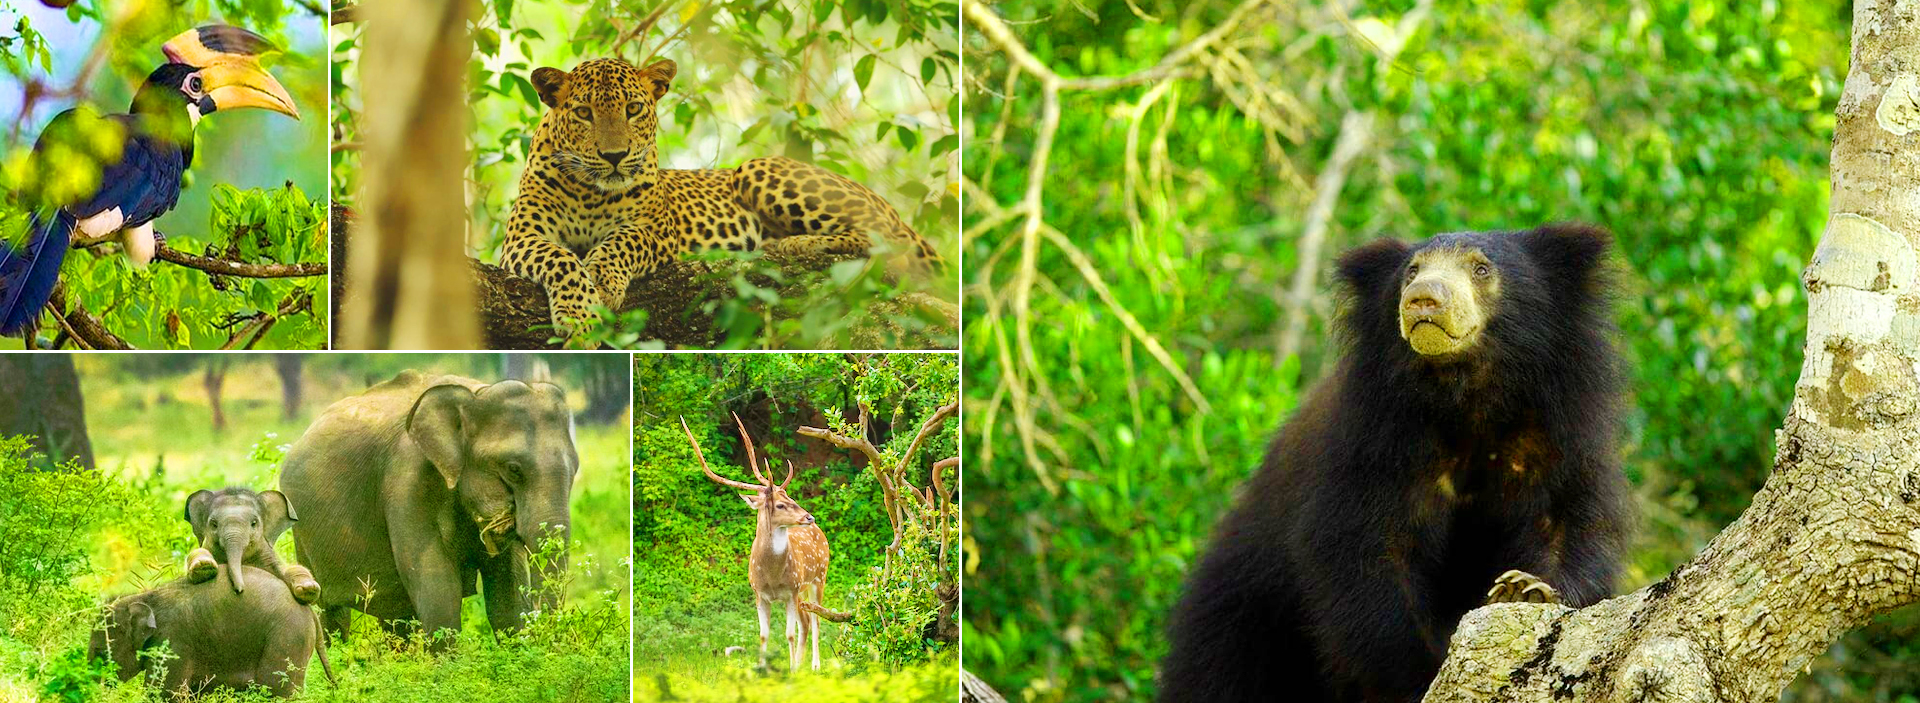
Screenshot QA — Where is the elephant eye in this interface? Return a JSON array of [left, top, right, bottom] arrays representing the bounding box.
[[251, 519, 259, 527], [504, 461, 524, 479]]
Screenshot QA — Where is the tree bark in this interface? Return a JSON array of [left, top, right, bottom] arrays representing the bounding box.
[[336, 0, 481, 349], [202, 359, 228, 433], [1421, 2, 1920, 701], [274, 353, 303, 421], [0, 356, 94, 470], [331, 206, 958, 349]]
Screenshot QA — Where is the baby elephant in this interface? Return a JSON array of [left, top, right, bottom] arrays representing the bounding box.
[[90, 565, 325, 698], [183, 488, 320, 605]]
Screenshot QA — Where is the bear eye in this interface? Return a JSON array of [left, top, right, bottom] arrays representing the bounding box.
[[572, 106, 592, 121], [1473, 263, 1492, 278], [626, 101, 643, 118], [1405, 263, 1419, 279]]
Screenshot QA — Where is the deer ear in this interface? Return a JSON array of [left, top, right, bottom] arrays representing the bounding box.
[[408, 384, 475, 490], [740, 493, 764, 510]]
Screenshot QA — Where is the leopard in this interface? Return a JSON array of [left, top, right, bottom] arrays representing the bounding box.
[[499, 57, 943, 338]]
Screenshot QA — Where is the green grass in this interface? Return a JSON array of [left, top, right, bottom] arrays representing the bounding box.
[[1, 361, 632, 702]]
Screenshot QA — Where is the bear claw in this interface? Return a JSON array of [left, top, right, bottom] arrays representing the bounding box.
[[1485, 569, 1561, 605]]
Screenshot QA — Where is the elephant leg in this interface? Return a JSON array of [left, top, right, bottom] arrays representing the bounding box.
[[322, 605, 352, 643], [391, 528, 462, 650], [185, 547, 217, 584], [479, 550, 527, 633], [278, 563, 321, 605], [756, 596, 771, 669]]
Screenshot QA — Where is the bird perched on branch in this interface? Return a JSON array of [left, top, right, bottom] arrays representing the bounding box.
[[0, 24, 300, 337]]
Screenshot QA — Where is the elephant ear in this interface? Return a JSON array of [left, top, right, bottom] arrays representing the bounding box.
[[408, 384, 476, 490], [259, 490, 298, 543], [183, 489, 216, 539]]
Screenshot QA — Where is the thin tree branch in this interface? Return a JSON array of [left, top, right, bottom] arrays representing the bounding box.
[[331, 4, 360, 25], [1276, 110, 1373, 363], [154, 242, 327, 278], [47, 281, 133, 350]]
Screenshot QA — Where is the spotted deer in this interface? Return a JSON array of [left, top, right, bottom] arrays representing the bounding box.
[[683, 413, 831, 671]]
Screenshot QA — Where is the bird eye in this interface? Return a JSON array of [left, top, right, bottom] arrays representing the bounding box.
[[1474, 263, 1492, 278], [626, 102, 642, 118], [572, 106, 592, 121], [187, 75, 203, 94]]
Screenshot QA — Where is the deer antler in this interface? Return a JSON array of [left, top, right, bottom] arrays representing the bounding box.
[[682, 417, 762, 491], [781, 459, 796, 489], [732, 412, 772, 486]]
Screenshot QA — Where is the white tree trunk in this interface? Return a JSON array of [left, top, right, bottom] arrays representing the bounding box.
[[1422, 2, 1920, 701]]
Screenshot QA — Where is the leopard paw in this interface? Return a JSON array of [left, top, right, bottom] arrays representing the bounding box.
[[1485, 569, 1561, 605]]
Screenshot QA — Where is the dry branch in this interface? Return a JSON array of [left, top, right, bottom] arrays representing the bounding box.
[[46, 281, 131, 350], [153, 242, 326, 278]]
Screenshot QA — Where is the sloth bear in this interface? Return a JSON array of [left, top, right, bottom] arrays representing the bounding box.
[[1158, 225, 1631, 703]]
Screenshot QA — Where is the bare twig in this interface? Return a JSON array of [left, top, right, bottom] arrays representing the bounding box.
[[332, 4, 360, 25], [1276, 110, 1373, 363]]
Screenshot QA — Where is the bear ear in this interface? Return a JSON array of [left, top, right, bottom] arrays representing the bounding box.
[[1335, 238, 1413, 296], [1523, 223, 1614, 285]]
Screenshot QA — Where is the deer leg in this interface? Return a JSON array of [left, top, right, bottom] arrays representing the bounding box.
[[785, 597, 802, 672], [756, 596, 771, 669], [808, 608, 821, 670]]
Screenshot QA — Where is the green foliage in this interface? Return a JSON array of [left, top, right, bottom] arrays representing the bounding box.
[[632, 655, 958, 703], [633, 353, 957, 679], [962, 0, 1897, 701]]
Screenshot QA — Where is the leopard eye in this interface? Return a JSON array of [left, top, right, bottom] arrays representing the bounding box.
[[626, 101, 642, 118], [572, 106, 592, 122]]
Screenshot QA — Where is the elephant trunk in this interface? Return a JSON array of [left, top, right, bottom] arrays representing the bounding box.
[[220, 528, 249, 593]]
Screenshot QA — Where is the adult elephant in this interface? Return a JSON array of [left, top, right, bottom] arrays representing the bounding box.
[[280, 370, 577, 645]]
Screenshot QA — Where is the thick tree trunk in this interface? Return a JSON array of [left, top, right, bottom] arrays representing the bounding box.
[[0, 356, 94, 470], [275, 353, 303, 421], [1422, 2, 1920, 701], [203, 360, 228, 433], [336, 0, 481, 349]]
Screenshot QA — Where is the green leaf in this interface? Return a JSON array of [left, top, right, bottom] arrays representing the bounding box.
[[854, 54, 876, 92]]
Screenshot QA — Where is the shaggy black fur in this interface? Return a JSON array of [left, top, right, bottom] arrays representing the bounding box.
[[1157, 224, 1631, 703]]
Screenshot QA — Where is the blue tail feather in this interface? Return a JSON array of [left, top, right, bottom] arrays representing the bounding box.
[[0, 210, 72, 337]]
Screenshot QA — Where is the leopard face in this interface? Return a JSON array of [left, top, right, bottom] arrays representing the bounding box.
[[530, 57, 675, 191]]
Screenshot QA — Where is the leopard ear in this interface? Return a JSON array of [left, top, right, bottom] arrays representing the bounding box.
[[640, 59, 676, 100], [531, 67, 571, 109]]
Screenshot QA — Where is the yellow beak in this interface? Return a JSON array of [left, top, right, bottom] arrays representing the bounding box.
[[198, 58, 300, 120], [161, 25, 299, 120]]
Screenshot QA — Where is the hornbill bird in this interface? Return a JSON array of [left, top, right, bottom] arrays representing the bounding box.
[[0, 25, 300, 337]]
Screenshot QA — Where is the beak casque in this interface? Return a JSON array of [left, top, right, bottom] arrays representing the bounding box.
[[161, 25, 300, 120]]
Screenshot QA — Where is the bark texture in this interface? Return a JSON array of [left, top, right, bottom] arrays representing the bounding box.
[[1422, 2, 1920, 701], [335, 0, 481, 349], [0, 356, 94, 469]]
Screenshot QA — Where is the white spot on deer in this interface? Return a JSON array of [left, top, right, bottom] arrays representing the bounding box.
[[770, 525, 789, 555]]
